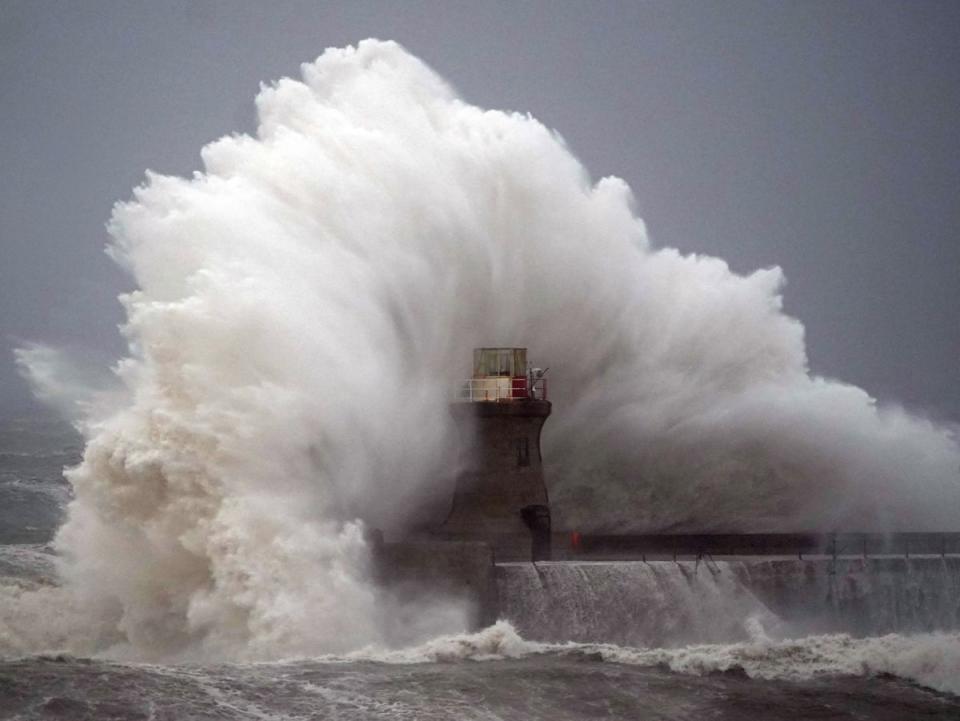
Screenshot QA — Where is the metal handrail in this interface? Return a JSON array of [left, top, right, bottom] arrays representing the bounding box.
[[455, 377, 548, 402]]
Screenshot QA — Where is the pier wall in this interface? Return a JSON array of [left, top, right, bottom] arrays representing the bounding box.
[[495, 556, 960, 645], [376, 535, 960, 640], [374, 540, 498, 628]]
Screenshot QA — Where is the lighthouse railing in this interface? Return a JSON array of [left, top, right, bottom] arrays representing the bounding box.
[[455, 377, 548, 402]]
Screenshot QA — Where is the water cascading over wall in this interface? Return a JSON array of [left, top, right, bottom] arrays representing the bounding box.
[[495, 558, 960, 646], [496, 561, 777, 647], [740, 557, 960, 637]]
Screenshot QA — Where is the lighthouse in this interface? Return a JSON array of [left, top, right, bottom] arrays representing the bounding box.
[[438, 348, 552, 561]]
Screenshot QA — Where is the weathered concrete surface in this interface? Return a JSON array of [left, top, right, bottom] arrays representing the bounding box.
[[374, 542, 960, 637], [438, 400, 551, 561], [374, 540, 498, 628], [495, 556, 960, 645], [737, 556, 960, 636]]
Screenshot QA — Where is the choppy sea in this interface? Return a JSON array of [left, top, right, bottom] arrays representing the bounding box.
[[1, 416, 958, 720]]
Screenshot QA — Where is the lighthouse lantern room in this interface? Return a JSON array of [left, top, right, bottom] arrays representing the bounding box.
[[457, 347, 547, 402]]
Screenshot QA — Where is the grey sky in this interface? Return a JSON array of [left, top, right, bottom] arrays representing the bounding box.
[[1, 0, 957, 421]]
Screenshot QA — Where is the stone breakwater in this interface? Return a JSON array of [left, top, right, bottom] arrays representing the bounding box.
[[494, 557, 960, 645]]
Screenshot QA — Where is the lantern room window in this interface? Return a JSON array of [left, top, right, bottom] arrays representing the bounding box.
[[473, 348, 527, 378]]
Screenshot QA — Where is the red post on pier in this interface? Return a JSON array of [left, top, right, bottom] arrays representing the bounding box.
[[570, 531, 582, 554]]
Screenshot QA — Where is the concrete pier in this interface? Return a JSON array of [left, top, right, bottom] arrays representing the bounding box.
[[495, 556, 960, 644], [373, 540, 498, 628]]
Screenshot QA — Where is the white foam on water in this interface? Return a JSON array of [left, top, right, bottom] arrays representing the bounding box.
[[0, 582, 101, 656], [345, 620, 544, 664], [597, 629, 960, 696], [345, 621, 960, 697]]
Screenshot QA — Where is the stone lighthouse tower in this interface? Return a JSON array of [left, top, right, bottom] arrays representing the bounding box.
[[438, 348, 551, 561]]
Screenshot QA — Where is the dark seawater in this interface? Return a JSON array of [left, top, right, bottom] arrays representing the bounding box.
[[0, 417, 77, 546], [1, 653, 959, 721], [1, 417, 958, 720]]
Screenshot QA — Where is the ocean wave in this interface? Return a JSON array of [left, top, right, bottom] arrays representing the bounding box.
[[344, 621, 546, 664], [597, 629, 960, 696], [0, 544, 57, 576], [2, 602, 958, 702], [340, 621, 960, 696]]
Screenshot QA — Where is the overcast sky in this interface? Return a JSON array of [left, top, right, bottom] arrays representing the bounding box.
[[1, 0, 957, 421]]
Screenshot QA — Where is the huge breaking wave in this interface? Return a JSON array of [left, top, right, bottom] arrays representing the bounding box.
[[6, 39, 960, 661]]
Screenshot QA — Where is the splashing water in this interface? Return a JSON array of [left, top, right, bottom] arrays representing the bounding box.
[[9, 39, 960, 660], [339, 621, 960, 697]]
